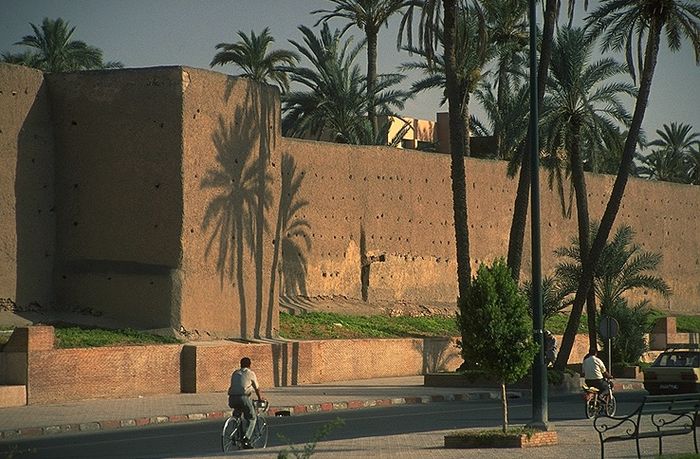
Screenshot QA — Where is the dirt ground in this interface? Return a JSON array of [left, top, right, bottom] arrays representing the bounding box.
[[280, 295, 458, 317]]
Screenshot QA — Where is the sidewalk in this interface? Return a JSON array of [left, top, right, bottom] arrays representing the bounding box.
[[0, 376, 644, 441]]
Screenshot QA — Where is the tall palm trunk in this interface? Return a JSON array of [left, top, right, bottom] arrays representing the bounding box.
[[555, 19, 662, 369], [367, 27, 378, 138], [443, 0, 472, 300], [494, 60, 508, 158], [506, 0, 557, 282], [568, 119, 597, 352]]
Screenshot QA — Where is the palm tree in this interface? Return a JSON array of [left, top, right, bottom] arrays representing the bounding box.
[[401, 2, 491, 156], [555, 0, 700, 369], [541, 27, 636, 350], [687, 145, 700, 185], [281, 24, 406, 144], [505, 0, 573, 282], [210, 27, 298, 93], [313, 0, 414, 136], [554, 223, 671, 316], [637, 122, 700, 183], [481, 0, 528, 158], [473, 81, 529, 161], [8, 17, 122, 72], [397, 0, 473, 303]]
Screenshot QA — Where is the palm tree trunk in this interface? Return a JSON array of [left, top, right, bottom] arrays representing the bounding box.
[[443, 0, 472, 299], [569, 120, 597, 352], [555, 20, 662, 369], [367, 27, 378, 139], [495, 59, 508, 158], [506, 0, 558, 281]]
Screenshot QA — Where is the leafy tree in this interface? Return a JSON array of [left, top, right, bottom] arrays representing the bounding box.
[[637, 122, 700, 183], [210, 27, 298, 93], [281, 24, 406, 144], [458, 259, 538, 432], [313, 0, 414, 137], [556, 0, 700, 369], [3, 17, 122, 72]]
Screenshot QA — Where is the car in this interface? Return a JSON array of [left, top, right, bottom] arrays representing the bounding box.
[[643, 344, 700, 395]]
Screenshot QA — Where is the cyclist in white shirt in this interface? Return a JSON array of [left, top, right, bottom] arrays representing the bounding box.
[[583, 349, 613, 397], [227, 357, 264, 449]]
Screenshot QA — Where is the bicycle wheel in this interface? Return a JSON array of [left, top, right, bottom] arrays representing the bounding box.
[[585, 397, 597, 419], [221, 416, 240, 452], [250, 416, 268, 448], [605, 394, 617, 416]]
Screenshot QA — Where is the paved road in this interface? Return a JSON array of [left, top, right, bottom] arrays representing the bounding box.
[[0, 392, 653, 459]]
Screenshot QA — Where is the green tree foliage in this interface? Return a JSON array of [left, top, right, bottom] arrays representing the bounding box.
[[555, 223, 671, 315], [458, 259, 538, 432], [602, 299, 654, 366], [3, 17, 122, 72], [557, 0, 700, 370], [210, 27, 299, 93], [522, 276, 567, 322], [637, 122, 700, 184], [281, 24, 406, 144], [313, 0, 414, 137], [400, 2, 491, 157]]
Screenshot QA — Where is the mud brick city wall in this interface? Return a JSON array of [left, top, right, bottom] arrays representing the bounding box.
[[281, 136, 700, 311], [0, 65, 55, 310], [1, 63, 699, 339]]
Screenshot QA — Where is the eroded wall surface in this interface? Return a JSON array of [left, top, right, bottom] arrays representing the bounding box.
[[46, 68, 186, 329], [281, 138, 700, 312], [0, 64, 55, 310], [180, 68, 281, 338]]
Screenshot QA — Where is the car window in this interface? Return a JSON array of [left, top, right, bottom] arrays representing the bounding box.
[[654, 351, 700, 367]]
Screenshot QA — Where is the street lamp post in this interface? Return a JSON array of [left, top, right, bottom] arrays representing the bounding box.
[[529, 0, 549, 429]]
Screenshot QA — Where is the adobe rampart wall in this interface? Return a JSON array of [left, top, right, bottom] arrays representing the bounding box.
[[282, 138, 700, 311], [1, 63, 699, 339]]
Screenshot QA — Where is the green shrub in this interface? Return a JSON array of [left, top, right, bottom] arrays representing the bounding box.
[[600, 299, 653, 366], [457, 259, 538, 432]]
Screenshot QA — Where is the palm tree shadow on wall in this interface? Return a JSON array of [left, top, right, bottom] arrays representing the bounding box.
[[201, 107, 272, 339], [277, 153, 311, 298]]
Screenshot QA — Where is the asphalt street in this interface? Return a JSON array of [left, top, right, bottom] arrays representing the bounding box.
[[0, 392, 647, 459]]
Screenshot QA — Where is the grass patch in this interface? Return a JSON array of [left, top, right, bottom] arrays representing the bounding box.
[[450, 427, 540, 440], [545, 313, 588, 334], [54, 325, 181, 348], [279, 312, 459, 340]]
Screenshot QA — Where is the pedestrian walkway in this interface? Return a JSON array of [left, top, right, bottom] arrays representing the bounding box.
[[0, 376, 644, 441]]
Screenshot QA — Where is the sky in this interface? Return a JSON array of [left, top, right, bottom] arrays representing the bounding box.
[[2, 0, 699, 139]]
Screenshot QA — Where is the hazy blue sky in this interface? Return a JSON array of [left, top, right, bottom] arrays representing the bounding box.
[[2, 0, 699, 138]]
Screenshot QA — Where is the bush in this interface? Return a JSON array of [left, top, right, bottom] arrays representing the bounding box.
[[600, 299, 653, 366]]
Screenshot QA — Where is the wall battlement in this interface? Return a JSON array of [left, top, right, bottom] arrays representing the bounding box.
[[1, 63, 699, 338]]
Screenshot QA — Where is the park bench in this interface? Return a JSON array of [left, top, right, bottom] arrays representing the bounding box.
[[593, 393, 700, 459]]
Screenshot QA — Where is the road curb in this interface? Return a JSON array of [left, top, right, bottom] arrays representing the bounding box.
[[0, 390, 519, 441]]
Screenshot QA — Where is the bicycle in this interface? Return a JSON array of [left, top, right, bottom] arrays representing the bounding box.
[[583, 379, 616, 419], [222, 399, 269, 452]]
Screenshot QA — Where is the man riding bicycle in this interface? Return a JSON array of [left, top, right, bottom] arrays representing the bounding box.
[[583, 349, 613, 397], [228, 357, 264, 449]]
